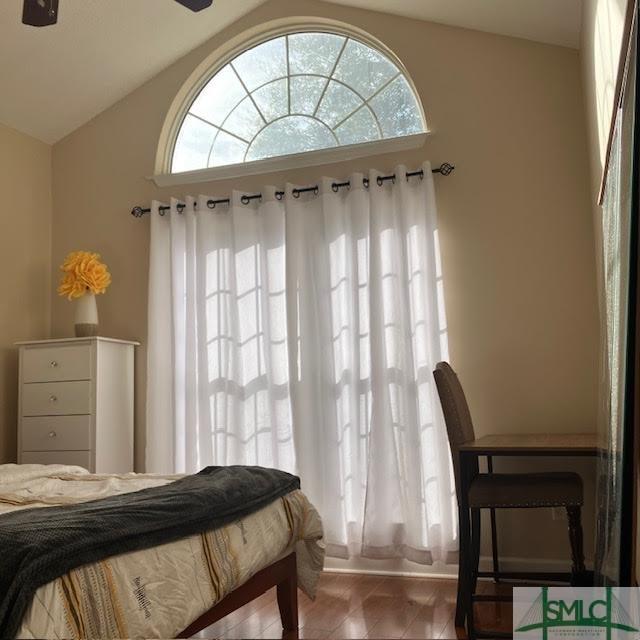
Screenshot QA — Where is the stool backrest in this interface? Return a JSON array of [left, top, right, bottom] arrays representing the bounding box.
[[433, 361, 476, 499]]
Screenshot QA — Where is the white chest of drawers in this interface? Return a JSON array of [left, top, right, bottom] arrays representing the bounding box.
[[16, 337, 138, 473]]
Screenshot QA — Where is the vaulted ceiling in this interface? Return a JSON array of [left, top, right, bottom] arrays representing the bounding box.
[[0, 0, 264, 143], [329, 0, 583, 49], [0, 0, 583, 144]]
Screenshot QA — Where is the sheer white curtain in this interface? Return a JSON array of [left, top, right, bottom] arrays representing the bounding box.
[[147, 162, 456, 563]]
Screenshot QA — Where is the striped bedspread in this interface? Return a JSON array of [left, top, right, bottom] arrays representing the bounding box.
[[0, 464, 324, 639]]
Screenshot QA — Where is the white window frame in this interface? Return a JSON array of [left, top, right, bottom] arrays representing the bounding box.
[[152, 20, 428, 188]]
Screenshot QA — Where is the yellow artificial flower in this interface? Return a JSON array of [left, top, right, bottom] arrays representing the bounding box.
[[57, 251, 112, 300]]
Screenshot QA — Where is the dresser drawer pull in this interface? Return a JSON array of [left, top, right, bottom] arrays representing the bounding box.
[[50, 361, 58, 368], [48, 431, 57, 438], [49, 395, 58, 403]]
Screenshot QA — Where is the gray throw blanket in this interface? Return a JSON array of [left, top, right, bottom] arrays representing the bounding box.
[[0, 465, 300, 639]]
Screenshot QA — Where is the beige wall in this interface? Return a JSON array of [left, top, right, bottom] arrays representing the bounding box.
[[51, 0, 599, 563], [0, 123, 52, 462]]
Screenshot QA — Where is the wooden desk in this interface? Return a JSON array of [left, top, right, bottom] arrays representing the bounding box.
[[454, 432, 600, 632], [458, 433, 600, 574], [459, 433, 600, 457], [458, 433, 599, 573]]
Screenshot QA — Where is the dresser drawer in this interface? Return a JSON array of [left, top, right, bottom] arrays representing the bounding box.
[[22, 415, 92, 451], [22, 381, 92, 416], [21, 450, 92, 470], [22, 344, 92, 383]]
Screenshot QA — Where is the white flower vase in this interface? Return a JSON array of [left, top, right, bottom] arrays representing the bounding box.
[[74, 292, 99, 337]]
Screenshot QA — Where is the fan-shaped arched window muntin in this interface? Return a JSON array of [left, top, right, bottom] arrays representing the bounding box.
[[171, 31, 426, 173]]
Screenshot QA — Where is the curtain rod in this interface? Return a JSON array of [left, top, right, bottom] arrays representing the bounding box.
[[131, 162, 455, 217]]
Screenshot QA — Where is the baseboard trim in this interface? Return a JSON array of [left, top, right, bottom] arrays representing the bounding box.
[[322, 555, 591, 578], [324, 566, 458, 579], [323, 556, 457, 578]]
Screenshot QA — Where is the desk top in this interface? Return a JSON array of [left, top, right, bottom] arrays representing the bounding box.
[[459, 433, 601, 456]]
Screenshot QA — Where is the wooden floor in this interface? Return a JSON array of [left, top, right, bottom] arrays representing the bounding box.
[[195, 573, 513, 639]]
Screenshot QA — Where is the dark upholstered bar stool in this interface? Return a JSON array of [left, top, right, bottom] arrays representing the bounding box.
[[433, 362, 585, 639]]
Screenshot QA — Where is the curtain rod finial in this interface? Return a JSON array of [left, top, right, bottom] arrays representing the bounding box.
[[436, 162, 455, 176]]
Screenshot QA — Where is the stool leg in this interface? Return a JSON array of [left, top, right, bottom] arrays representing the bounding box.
[[455, 557, 465, 628], [566, 506, 586, 582], [466, 508, 480, 640], [456, 503, 471, 628]]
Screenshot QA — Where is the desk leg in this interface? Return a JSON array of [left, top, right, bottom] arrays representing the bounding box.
[[471, 507, 481, 596], [487, 455, 500, 582]]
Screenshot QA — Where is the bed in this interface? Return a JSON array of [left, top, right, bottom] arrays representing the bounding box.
[[0, 464, 324, 639]]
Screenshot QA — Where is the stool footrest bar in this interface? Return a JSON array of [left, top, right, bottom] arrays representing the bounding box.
[[475, 630, 513, 638], [476, 570, 571, 582], [472, 594, 512, 602]]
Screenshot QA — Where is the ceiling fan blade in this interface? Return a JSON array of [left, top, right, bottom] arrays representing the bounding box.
[[22, 0, 59, 26], [173, 0, 214, 11]]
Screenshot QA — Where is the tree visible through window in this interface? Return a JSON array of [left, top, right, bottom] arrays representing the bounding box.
[[171, 31, 425, 172]]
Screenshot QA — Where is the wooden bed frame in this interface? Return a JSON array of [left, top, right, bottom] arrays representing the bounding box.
[[177, 552, 299, 639]]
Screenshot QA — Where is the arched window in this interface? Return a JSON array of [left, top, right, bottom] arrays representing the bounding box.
[[170, 30, 426, 174]]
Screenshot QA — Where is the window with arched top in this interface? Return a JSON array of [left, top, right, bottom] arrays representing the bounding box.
[[169, 30, 427, 176]]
